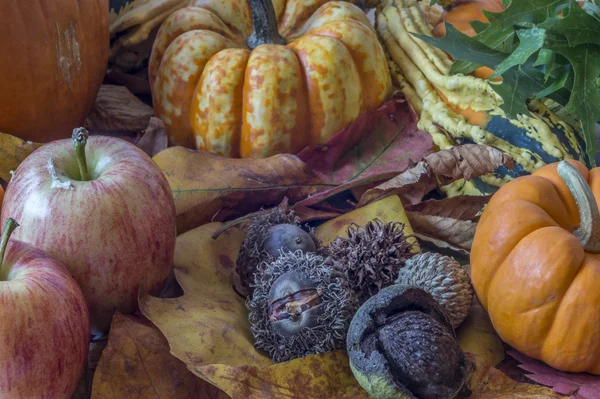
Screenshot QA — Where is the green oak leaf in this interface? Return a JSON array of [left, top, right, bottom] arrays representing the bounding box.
[[538, 0, 600, 47], [492, 28, 546, 78], [416, 23, 505, 73], [447, 0, 570, 73], [544, 35, 600, 162], [470, 20, 489, 35]]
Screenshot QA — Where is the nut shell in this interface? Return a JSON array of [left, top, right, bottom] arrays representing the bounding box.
[[346, 285, 473, 399], [264, 224, 317, 258]]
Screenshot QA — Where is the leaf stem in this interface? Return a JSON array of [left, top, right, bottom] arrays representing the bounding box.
[[72, 127, 90, 181], [0, 218, 20, 277]]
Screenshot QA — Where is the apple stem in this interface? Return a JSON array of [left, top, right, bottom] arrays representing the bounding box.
[[0, 218, 20, 276], [73, 127, 90, 181]]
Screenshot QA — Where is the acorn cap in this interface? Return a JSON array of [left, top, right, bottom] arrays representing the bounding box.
[[346, 285, 473, 399], [247, 251, 358, 363], [395, 252, 473, 329], [325, 219, 418, 303]]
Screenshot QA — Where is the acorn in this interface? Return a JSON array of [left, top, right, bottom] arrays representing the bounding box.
[[395, 252, 474, 329], [324, 219, 418, 303], [236, 207, 318, 291], [247, 251, 358, 363], [346, 285, 473, 399]]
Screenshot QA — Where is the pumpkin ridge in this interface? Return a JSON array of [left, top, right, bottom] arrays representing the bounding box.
[[487, 225, 583, 359], [471, 198, 559, 308], [540, 255, 600, 371]]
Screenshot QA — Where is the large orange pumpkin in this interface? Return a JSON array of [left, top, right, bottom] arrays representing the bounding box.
[[0, 1, 109, 143], [150, 0, 391, 158], [471, 160, 600, 373]]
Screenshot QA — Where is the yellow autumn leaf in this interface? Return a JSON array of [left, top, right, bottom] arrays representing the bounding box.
[[0, 132, 42, 182], [457, 298, 506, 367], [139, 223, 370, 399], [315, 195, 418, 248]]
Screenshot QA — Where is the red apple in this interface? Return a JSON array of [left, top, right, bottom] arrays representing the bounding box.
[[0, 218, 90, 398], [1, 128, 176, 334]]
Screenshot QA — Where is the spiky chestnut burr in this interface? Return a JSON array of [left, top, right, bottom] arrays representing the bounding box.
[[247, 251, 358, 363], [236, 207, 317, 291]]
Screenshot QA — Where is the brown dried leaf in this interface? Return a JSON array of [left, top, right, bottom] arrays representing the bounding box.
[[467, 353, 566, 398], [0, 132, 42, 182], [405, 195, 491, 220], [357, 162, 435, 206], [135, 117, 168, 157], [84, 85, 154, 133], [426, 144, 514, 181], [153, 147, 329, 234], [406, 211, 477, 253], [91, 313, 227, 399], [358, 144, 514, 206]]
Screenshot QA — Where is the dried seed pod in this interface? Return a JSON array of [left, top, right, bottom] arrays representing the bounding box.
[[263, 224, 316, 258], [325, 219, 418, 303], [248, 251, 358, 363], [347, 285, 473, 399], [395, 252, 474, 329], [236, 207, 317, 290]]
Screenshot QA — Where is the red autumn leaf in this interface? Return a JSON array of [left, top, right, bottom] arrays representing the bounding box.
[[509, 350, 600, 398], [295, 97, 433, 207]]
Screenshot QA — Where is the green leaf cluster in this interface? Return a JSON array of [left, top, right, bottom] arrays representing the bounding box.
[[418, 0, 600, 164]]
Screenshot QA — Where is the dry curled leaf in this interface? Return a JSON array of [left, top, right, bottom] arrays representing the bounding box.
[[406, 211, 477, 254], [0, 132, 42, 182], [295, 98, 433, 208], [358, 144, 514, 206], [91, 313, 226, 399], [84, 85, 154, 133], [135, 117, 168, 157], [426, 144, 514, 182], [404, 195, 491, 220], [508, 350, 600, 399], [467, 353, 566, 398], [153, 148, 329, 234], [139, 223, 370, 399]]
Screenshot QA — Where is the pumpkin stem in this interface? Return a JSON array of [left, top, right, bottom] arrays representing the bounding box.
[[247, 0, 286, 49], [0, 218, 19, 278], [557, 160, 600, 253]]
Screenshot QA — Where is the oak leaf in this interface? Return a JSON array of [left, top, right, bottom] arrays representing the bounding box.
[[153, 148, 329, 234], [295, 98, 433, 207], [139, 223, 370, 399], [91, 313, 226, 399], [358, 144, 514, 206]]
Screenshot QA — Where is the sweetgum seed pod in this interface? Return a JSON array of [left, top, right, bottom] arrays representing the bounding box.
[[263, 224, 316, 258]]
